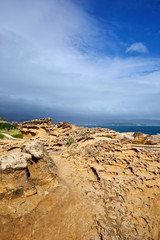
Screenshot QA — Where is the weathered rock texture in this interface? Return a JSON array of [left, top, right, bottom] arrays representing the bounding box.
[[0, 138, 97, 240], [0, 122, 160, 240], [19, 118, 53, 138], [0, 140, 57, 200], [119, 131, 160, 145], [0, 151, 36, 199], [21, 140, 57, 185], [21, 118, 53, 126]]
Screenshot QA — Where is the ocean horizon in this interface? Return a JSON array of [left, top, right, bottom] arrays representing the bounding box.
[[76, 125, 160, 135]]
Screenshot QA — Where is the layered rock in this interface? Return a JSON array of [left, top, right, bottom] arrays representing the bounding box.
[[21, 118, 53, 126], [19, 118, 53, 138]]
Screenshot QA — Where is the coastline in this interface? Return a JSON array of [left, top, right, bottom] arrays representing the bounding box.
[[75, 124, 160, 135]]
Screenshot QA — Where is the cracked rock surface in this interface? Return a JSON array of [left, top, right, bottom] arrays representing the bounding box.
[[0, 122, 160, 240]]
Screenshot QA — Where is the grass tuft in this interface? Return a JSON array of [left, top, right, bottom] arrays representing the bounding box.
[[67, 137, 74, 147], [97, 134, 113, 138], [80, 133, 88, 136], [12, 133, 23, 139], [0, 134, 4, 139]]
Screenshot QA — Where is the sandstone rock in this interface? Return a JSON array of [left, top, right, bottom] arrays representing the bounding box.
[[0, 140, 57, 199], [21, 140, 44, 159], [118, 132, 134, 140], [133, 131, 144, 140], [48, 128, 160, 240], [56, 121, 72, 129], [21, 140, 57, 185], [51, 121, 73, 134], [0, 152, 31, 170], [144, 134, 153, 141], [0, 152, 36, 199], [21, 118, 52, 126], [0, 139, 21, 157], [0, 185, 98, 240], [19, 118, 53, 138]]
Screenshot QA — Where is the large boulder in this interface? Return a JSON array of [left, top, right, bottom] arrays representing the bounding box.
[[0, 152, 36, 199], [21, 140, 57, 185], [0, 140, 57, 199]]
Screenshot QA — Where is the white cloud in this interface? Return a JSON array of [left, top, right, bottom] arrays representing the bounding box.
[[126, 42, 148, 53], [0, 0, 160, 121]]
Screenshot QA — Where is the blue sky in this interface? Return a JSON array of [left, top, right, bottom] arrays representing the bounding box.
[[0, 0, 160, 123], [75, 0, 160, 57]]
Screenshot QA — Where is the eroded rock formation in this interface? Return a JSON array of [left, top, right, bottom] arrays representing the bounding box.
[[0, 151, 36, 199], [19, 118, 53, 138], [0, 121, 160, 240], [21, 118, 53, 126], [0, 140, 57, 199]]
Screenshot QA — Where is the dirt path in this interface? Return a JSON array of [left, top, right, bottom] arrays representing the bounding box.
[[1, 133, 20, 140]]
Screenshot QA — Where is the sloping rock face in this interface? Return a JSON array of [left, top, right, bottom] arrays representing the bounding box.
[[0, 184, 98, 240], [0, 123, 160, 240]]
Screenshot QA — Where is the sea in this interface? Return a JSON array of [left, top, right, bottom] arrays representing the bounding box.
[[77, 125, 160, 135]]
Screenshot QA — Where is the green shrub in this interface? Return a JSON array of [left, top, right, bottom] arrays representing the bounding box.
[[10, 125, 18, 130], [0, 122, 11, 129], [97, 134, 113, 138], [0, 116, 7, 121], [80, 133, 88, 136], [0, 122, 18, 130], [67, 137, 74, 147], [12, 133, 23, 139], [0, 134, 4, 139]]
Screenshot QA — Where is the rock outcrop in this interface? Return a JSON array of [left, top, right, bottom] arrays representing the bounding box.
[[0, 140, 57, 200], [21, 118, 53, 126], [0, 151, 36, 199], [19, 118, 53, 138], [21, 140, 57, 185], [133, 131, 144, 140]]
